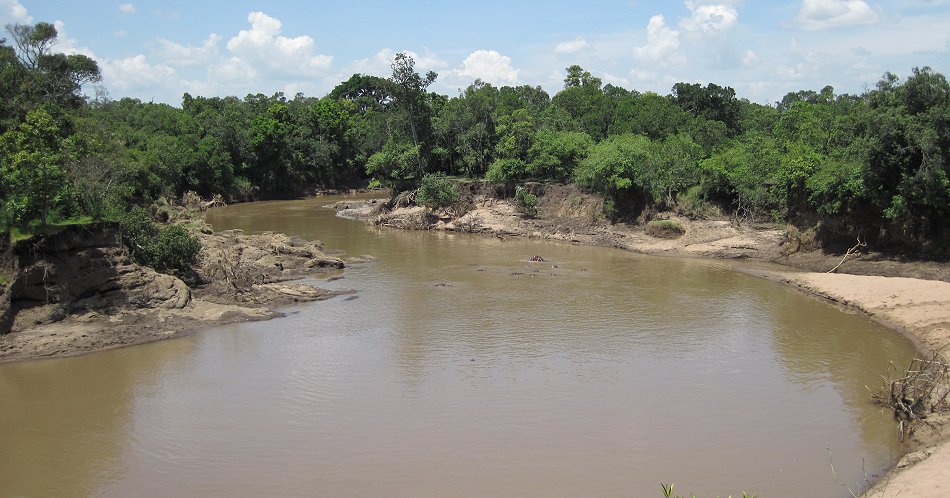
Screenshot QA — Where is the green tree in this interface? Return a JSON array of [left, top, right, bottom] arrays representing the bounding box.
[[388, 52, 437, 180], [0, 107, 70, 227], [672, 82, 741, 135], [574, 133, 656, 213], [415, 174, 460, 209], [549, 65, 611, 140], [527, 129, 593, 182]]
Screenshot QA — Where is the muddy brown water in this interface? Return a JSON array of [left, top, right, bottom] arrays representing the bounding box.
[[0, 194, 916, 497]]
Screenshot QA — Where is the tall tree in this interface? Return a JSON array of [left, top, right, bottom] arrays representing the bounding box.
[[388, 52, 437, 179]]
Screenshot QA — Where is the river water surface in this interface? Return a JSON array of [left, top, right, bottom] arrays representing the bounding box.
[[0, 195, 916, 497]]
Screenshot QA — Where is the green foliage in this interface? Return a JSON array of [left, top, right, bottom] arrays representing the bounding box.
[[574, 133, 654, 201], [660, 482, 756, 498], [117, 207, 200, 274], [700, 133, 783, 218], [0, 107, 71, 228], [0, 23, 947, 255], [366, 139, 420, 191], [486, 158, 528, 187], [415, 174, 460, 209], [671, 82, 742, 135], [514, 185, 538, 217], [527, 129, 594, 182], [151, 224, 202, 275]]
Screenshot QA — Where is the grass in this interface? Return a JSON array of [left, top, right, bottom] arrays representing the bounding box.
[[646, 219, 686, 239], [8, 216, 97, 242]]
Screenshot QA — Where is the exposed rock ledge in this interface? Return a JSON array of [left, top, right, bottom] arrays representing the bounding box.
[[0, 222, 348, 362]]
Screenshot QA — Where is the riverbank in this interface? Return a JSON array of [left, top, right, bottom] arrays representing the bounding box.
[[0, 222, 352, 363], [760, 271, 950, 498], [335, 184, 950, 496]]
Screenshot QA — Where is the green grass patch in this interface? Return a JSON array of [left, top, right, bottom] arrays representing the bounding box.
[[8, 216, 97, 242]]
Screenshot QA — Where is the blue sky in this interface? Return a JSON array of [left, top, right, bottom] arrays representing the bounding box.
[[3, 1, 949, 106]]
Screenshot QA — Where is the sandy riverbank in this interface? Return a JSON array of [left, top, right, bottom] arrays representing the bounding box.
[[753, 271, 950, 498]]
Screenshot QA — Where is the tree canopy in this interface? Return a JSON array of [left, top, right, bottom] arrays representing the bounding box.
[[0, 19, 947, 255]]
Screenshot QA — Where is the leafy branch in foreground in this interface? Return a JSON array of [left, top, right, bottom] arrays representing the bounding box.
[[660, 482, 756, 498]]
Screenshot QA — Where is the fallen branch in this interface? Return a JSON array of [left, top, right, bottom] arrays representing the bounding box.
[[870, 350, 950, 441], [828, 237, 867, 273]]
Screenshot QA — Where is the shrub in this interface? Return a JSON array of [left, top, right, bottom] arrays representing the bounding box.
[[514, 186, 539, 218], [117, 206, 201, 275], [151, 224, 202, 274], [117, 206, 156, 265], [486, 158, 527, 187], [646, 219, 686, 238], [415, 174, 460, 209]]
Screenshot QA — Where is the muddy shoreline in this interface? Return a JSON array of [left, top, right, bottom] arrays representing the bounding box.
[[336, 184, 949, 497]]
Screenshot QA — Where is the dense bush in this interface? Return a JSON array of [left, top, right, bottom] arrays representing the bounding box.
[[514, 185, 539, 218], [415, 174, 460, 209], [117, 207, 201, 274]]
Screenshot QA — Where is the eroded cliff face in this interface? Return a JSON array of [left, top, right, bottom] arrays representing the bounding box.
[[1, 223, 190, 334]]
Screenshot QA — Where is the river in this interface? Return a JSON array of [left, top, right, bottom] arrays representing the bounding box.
[[0, 194, 915, 497]]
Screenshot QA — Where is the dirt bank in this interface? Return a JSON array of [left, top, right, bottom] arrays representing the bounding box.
[[337, 183, 950, 496], [338, 184, 949, 281], [0, 222, 351, 363]]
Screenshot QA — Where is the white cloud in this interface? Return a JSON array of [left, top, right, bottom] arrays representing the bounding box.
[[118, 3, 135, 14], [554, 37, 590, 55], [157, 34, 221, 67], [681, 1, 739, 33], [634, 15, 685, 66], [0, 0, 31, 23], [602, 72, 631, 87], [226, 11, 333, 76], [340, 48, 447, 81], [742, 49, 758, 65], [209, 56, 257, 82], [796, 0, 878, 30], [457, 50, 519, 85], [101, 54, 177, 93], [50, 20, 96, 58]]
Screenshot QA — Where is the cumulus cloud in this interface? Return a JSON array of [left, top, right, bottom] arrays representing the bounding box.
[[341, 48, 447, 80], [634, 15, 685, 66], [602, 72, 631, 87], [1, 0, 31, 23], [681, 1, 739, 33], [742, 49, 758, 65], [209, 56, 257, 82], [157, 34, 221, 67], [554, 37, 590, 55], [50, 20, 96, 58], [796, 0, 878, 30], [226, 11, 333, 76], [118, 3, 135, 14], [456, 50, 519, 85], [102, 54, 177, 93]]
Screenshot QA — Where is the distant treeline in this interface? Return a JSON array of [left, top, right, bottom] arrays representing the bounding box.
[[2, 22, 948, 254]]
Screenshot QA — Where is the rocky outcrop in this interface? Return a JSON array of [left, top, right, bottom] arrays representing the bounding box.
[[197, 229, 343, 290], [6, 223, 191, 332]]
